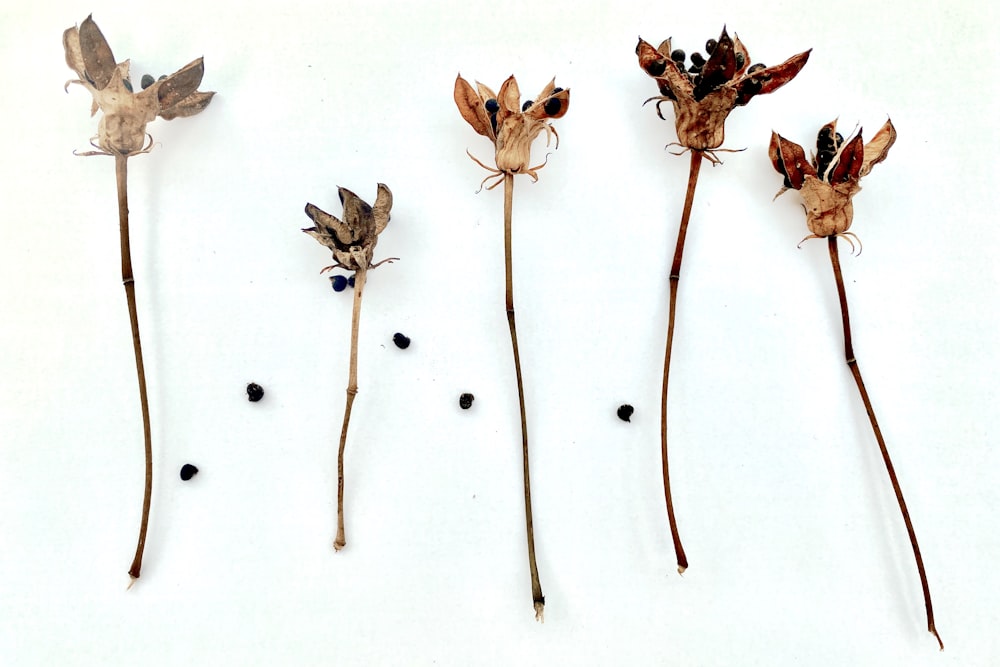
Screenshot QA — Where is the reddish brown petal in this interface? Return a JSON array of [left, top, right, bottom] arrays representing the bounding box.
[[694, 28, 737, 101], [454, 75, 493, 139], [770, 131, 816, 189], [637, 37, 692, 98], [656, 38, 672, 58], [861, 118, 897, 177], [79, 15, 116, 90], [829, 131, 865, 184], [732, 34, 751, 77], [736, 50, 810, 106], [157, 58, 205, 110]]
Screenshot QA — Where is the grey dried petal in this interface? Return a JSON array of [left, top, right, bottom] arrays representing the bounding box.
[[303, 184, 394, 272], [156, 58, 206, 111], [158, 90, 215, 120], [79, 15, 116, 89]]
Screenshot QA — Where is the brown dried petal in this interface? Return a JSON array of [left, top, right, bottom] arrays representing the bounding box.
[[454, 75, 493, 139], [63, 26, 86, 80], [372, 183, 392, 235], [829, 131, 865, 184], [497, 75, 521, 115], [656, 38, 672, 58], [339, 187, 375, 241], [769, 131, 816, 189], [304, 203, 355, 249], [732, 34, 751, 77], [754, 50, 810, 96], [79, 15, 116, 90], [157, 58, 206, 110], [694, 28, 736, 101], [158, 91, 215, 120], [475, 81, 497, 103], [636, 37, 692, 98], [861, 118, 896, 177]]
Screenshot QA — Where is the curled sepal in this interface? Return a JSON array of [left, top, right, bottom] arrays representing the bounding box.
[[861, 118, 896, 177]]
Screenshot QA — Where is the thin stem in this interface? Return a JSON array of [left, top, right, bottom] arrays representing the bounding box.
[[504, 173, 544, 621], [333, 267, 368, 551], [660, 150, 703, 574], [117, 154, 153, 585], [827, 236, 942, 650]]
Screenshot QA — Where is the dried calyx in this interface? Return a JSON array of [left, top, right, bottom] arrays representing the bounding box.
[[303, 184, 395, 273]]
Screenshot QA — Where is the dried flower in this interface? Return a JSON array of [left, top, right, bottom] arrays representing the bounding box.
[[769, 119, 896, 249], [454, 74, 569, 189], [62, 14, 214, 587], [634, 27, 809, 576], [64, 14, 214, 156], [303, 184, 396, 552], [303, 184, 394, 272], [636, 28, 809, 152], [768, 119, 942, 650]]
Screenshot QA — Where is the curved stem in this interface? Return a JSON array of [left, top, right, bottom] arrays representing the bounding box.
[[660, 150, 702, 574], [118, 154, 153, 585], [504, 174, 544, 621], [827, 236, 942, 650], [334, 267, 367, 551]]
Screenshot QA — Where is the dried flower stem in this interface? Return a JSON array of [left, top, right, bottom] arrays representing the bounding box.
[[334, 267, 368, 551], [503, 174, 544, 621], [827, 236, 942, 650], [660, 150, 703, 574], [115, 154, 153, 585]]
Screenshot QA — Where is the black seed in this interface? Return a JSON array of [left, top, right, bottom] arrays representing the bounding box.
[[158, 75, 167, 81], [122, 79, 133, 92], [689, 64, 702, 75], [705, 38, 718, 54], [522, 100, 533, 112], [140, 74, 155, 89], [835, 132, 844, 147], [348, 274, 356, 287], [459, 393, 474, 409], [551, 87, 563, 93], [617, 404, 634, 422], [246, 383, 264, 402], [783, 175, 793, 189], [735, 52, 745, 69], [544, 98, 562, 115], [690, 52, 706, 67], [484, 98, 499, 113], [179, 464, 199, 481], [670, 49, 685, 63], [747, 63, 766, 75], [393, 333, 411, 349], [645, 59, 667, 76], [330, 275, 348, 292], [489, 113, 497, 134]]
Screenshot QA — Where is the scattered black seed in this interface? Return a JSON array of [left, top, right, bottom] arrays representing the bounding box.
[[521, 100, 534, 112], [393, 333, 411, 349], [646, 59, 667, 76], [747, 63, 766, 75], [246, 383, 264, 402], [690, 52, 706, 67], [158, 74, 167, 81], [617, 404, 634, 423], [705, 38, 718, 54], [835, 132, 844, 147], [140, 74, 155, 89], [543, 98, 562, 115], [670, 49, 685, 63], [179, 464, 199, 481], [330, 275, 348, 292], [459, 393, 475, 410], [122, 79, 133, 92], [484, 98, 499, 113], [689, 64, 702, 75], [348, 274, 356, 288], [735, 52, 745, 69], [817, 127, 835, 151], [552, 87, 563, 94]]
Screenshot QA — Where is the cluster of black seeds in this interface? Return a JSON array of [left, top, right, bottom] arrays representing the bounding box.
[[816, 127, 845, 180], [483, 87, 564, 134], [649, 37, 765, 103]]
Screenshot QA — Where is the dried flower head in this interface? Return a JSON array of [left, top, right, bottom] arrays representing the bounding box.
[[637, 28, 809, 153], [454, 74, 570, 189], [303, 184, 394, 273], [63, 15, 215, 156], [769, 118, 896, 249]]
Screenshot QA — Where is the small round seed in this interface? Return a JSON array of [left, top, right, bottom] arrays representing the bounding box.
[[122, 79, 133, 92], [705, 38, 718, 54], [484, 98, 499, 113], [348, 274, 356, 288], [246, 383, 264, 402], [552, 87, 564, 93], [617, 404, 634, 423], [747, 63, 766, 75], [330, 275, 348, 292], [179, 464, 199, 481], [646, 59, 667, 76], [521, 100, 533, 112], [670, 49, 686, 63], [140, 74, 155, 89], [690, 52, 706, 67], [735, 53, 745, 69], [459, 393, 474, 410], [393, 333, 411, 349], [543, 98, 562, 115]]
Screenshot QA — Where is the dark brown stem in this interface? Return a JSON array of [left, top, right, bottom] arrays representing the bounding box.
[[504, 173, 544, 621], [660, 150, 702, 574], [118, 154, 153, 585], [827, 236, 942, 650], [334, 267, 367, 551]]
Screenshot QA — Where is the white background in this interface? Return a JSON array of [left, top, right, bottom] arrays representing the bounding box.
[[1, 0, 997, 665]]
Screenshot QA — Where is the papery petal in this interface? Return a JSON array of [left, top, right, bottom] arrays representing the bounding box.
[[454, 75, 493, 139], [79, 15, 116, 90], [158, 90, 214, 120], [157, 58, 205, 110], [372, 183, 393, 234], [475, 82, 497, 103], [339, 187, 375, 240], [861, 118, 896, 177], [304, 203, 354, 249], [497, 75, 521, 115], [694, 28, 736, 101], [63, 26, 86, 79], [637, 37, 692, 98], [769, 131, 816, 189], [656, 38, 672, 58], [732, 34, 751, 77], [740, 50, 810, 104], [829, 131, 865, 184]]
